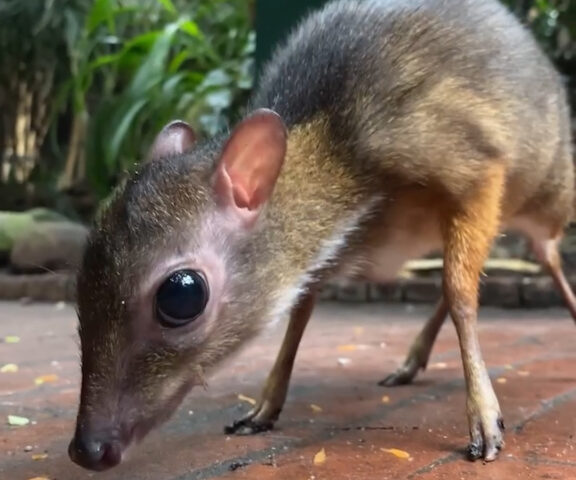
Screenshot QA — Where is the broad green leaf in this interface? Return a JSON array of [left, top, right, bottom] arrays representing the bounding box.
[[87, 0, 114, 34], [89, 53, 122, 70], [180, 20, 200, 38], [63, 8, 81, 54], [122, 31, 162, 54], [202, 68, 232, 87], [160, 72, 187, 97], [107, 98, 149, 170], [237, 57, 254, 89], [130, 22, 180, 95], [157, 0, 177, 14], [2, 0, 258, 201], [168, 50, 191, 73], [204, 88, 232, 109], [32, 0, 58, 36]]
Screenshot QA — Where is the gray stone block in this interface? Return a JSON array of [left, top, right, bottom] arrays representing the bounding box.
[[521, 276, 562, 307], [480, 276, 520, 307], [368, 281, 403, 303], [334, 282, 368, 302], [404, 277, 442, 304]]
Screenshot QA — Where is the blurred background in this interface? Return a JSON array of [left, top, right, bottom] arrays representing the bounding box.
[[0, 0, 575, 298]]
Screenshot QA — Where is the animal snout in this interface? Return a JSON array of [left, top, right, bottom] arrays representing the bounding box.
[[68, 429, 123, 471]]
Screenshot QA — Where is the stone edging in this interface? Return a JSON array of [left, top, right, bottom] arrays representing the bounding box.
[[319, 276, 566, 308], [0, 273, 76, 302], [0, 273, 570, 308]]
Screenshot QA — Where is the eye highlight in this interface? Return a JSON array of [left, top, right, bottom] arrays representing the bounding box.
[[155, 269, 209, 327]]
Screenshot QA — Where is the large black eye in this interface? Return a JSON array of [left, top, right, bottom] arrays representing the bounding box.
[[156, 269, 209, 327]]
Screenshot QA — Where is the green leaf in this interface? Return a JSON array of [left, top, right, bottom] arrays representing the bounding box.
[[122, 31, 162, 54], [168, 50, 191, 73], [129, 22, 180, 95], [157, 0, 177, 15], [63, 8, 81, 54], [89, 53, 122, 70], [160, 72, 187, 98], [87, 0, 114, 34], [205, 88, 232, 109], [106, 98, 149, 171], [237, 57, 254, 89], [9, 0, 257, 202], [202, 68, 232, 87], [180, 19, 200, 38]]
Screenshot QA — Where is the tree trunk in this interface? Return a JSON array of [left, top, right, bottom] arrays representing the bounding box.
[[59, 110, 88, 191]]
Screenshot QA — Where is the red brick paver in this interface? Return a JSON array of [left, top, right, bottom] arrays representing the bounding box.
[[1, 301, 575, 480]]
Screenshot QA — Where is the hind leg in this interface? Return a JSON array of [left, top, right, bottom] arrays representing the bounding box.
[[380, 296, 448, 386], [441, 164, 506, 461], [530, 235, 576, 322]]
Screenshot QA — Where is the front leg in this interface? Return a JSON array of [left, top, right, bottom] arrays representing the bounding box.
[[442, 164, 506, 461], [380, 296, 448, 386], [225, 290, 316, 435]]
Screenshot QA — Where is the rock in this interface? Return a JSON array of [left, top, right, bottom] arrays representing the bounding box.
[[403, 277, 442, 303], [27, 208, 68, 222], [0, 230, 10, 265], [334, 281, 369, 302], [479, 276, 521, 308], [24, 272, 76, 301], [0, 272, 76, 301], [0, 209, 69, 265], [9, 221, 88, 273], [520, 276, 563, 308], [0, 273, 28, 300], [368, 281, 403, 302], [318, 283, 337, 301]]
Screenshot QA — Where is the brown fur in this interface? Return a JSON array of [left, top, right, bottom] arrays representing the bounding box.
[[70, 0, 575, 471]]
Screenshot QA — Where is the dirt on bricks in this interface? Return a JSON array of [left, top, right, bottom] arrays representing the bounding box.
[[1, 301, 575, 480]]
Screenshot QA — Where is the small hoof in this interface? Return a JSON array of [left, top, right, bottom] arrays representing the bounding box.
[[466, 442, 483, 461], [378, 368, 417, 387], [466, 415, 505, 462], [224, 418, 274, 436]]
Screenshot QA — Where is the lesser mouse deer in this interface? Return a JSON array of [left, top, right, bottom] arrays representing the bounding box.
[[69, 0, 575, 471]]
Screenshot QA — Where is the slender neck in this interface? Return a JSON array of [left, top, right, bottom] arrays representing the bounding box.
[[257, 115, 376, 290]]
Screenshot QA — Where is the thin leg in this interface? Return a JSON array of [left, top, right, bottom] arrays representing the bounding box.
[[225, 291, 316, 435], [442, 164, 506, 462], [532, 237, 576, 322], [380, 296, 448, 386]]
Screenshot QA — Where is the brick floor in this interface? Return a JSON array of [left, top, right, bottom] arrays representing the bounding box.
[[1, 300, 575, 480]]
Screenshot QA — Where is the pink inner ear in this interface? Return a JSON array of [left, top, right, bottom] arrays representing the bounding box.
[[214, 109, 287, 214], [148, 120, 196, 161]]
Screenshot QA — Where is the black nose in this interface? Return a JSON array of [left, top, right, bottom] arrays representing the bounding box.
[[68, 433, 122, 471]]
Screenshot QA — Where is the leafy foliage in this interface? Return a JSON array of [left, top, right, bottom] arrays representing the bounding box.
[[0, 0, 91, 206], [0, 0, 254, 210], [504, 0, 576, 104], [57, 0, 255, 197], [0, 0, 573, 217]]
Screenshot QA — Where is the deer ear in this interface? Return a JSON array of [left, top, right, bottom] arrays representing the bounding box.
[[147, 120, 196, 161], [213, 108, 287, 225]]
